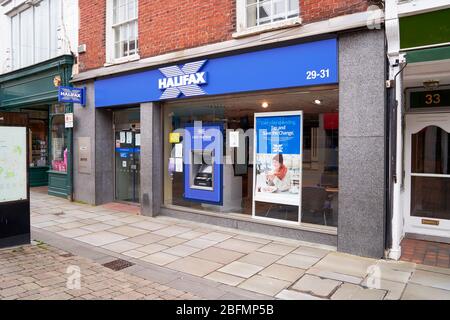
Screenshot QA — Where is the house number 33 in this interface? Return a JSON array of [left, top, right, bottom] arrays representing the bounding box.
[[425, 93, 441, 105]]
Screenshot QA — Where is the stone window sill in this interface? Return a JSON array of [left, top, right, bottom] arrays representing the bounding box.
[[232, 18, 302, 39]]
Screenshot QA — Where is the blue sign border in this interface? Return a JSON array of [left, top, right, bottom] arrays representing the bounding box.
[[58, 86, 86, 106]]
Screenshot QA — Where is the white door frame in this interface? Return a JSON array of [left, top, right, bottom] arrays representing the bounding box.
[[404, 112, 450, 238]]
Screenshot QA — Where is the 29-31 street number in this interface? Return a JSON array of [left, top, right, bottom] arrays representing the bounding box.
[[306, 69, 330, 80]]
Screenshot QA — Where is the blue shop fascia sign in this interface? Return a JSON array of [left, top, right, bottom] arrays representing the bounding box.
[[95, 38, 338, 107], [58, 86, 86, 106]]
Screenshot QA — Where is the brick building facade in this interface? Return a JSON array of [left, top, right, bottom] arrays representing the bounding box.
[[72, 0, 387, 259], [78, 0, 373, 71]]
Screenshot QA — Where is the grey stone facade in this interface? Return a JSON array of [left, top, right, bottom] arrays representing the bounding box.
[[338, 29, 386, 258]]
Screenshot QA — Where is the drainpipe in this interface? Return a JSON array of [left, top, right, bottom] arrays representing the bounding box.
[[385, 0, 405, 260]]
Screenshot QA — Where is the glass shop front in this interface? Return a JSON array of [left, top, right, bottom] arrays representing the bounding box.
[[162, 86, 339, 228]]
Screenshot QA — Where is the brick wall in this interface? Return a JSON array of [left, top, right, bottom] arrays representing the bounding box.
[[78, 0, 370, 72], [139, 0, 235, 58], [78, 0, 106, 71], [300, 0, 370, 23]]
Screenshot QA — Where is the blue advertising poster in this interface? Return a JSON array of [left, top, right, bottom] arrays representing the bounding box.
[[95, 38, 338, 107], [183, 123, 223, 205], [253, 112, 302, 210]]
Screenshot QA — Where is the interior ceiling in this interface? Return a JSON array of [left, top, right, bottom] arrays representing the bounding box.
[[167, 85, 339, 118], [404, 58, 450, 88]]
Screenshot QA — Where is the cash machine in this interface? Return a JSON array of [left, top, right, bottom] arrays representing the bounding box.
[[183, 123, 223, 204]]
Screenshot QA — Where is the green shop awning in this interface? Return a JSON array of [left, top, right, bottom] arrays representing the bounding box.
[[406, 45, 450, 64]]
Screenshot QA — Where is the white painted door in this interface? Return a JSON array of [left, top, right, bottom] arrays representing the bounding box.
[[404, 113, 450, 238]]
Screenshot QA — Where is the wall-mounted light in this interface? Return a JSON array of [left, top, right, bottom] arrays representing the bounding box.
[[261, 101, 269, 108], [423, 80, 439, 89], [313, 99, 322, 105]]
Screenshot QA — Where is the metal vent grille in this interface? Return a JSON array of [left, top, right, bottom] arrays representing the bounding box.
[[102, 259, 134, 271]]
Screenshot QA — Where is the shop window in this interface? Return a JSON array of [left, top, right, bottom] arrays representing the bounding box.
[[50, 105, 68, 173], [106, 0, 139, 63], [163, 90, 339, 228], [237, 0, 300, 33]]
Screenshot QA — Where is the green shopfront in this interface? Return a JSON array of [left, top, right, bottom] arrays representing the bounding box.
[[0, 55, 74, 199]]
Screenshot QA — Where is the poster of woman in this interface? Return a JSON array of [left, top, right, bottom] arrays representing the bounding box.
[[253, 112, 303, 210]]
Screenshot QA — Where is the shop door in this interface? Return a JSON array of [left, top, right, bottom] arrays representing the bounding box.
[[114, 127, 140, 203], [405, 113, 450, 238]]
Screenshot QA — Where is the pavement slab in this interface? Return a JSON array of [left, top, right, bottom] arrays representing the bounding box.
[[292, 274, 341, 298]]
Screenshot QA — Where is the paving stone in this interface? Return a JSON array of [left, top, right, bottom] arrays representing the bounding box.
[[306, 267, 363, 284], [238, 252, 281, 267], [292, 246, 330, 259], [127, 233, 166, 245], [257, 243, 297, 256], [75, 232, 128, 246], [218, 261, 264, 278], [233, 234, 272, 245], [129, 221, 167, 231], [277, 253, 320, 269], [177, 230, 206, 240], [56, 228, 92, 238], [192, 247, 244, 265], [200, 232, 234, 242], [109, 226, 149, 237], [81, 223, 113, 232], [141, 252, 181, 266], [276, 289, 325, 300], [158, 237, 187, 247], [183, 238, 217, 249], [59, 222, 86, 230], [216, 239, 264, 253], [205, 272, 245, 286], [361, 277, 406, 300], [163, 244, 202, 257], [166, 256, 223, 277], [102, 240, 143, 253], [153, 226, 192, 237], [122, 250, 148, 259], [312, 252, 376, 278], [239, 275, 290, 296], [331, 283, 387, 300], [137, 243, 169, 254], [416, 264, 450, 275], [409, 270, 450, 291], [292, 274, 341, 298], [259, 264, 306, 282], [401, 283, 450, 300]]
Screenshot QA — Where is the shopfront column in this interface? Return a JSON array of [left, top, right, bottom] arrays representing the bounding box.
[[140, 102, 163, 217], [338, 29, 386, 258]]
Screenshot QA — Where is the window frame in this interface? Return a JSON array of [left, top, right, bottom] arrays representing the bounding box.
[[8, 0, 60, 71], [105, 0, 140, 65], [235, 0, 301, 37]]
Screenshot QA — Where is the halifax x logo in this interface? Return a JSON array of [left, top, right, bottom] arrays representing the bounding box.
[[158, 60, 208, 100]]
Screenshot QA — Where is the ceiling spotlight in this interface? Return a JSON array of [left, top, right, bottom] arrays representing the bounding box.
[[313, 99, 322, 105], [261, 101, 269, 108]]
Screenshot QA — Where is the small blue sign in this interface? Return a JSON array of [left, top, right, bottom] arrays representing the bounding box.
[[58, 86, 86, 105]]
